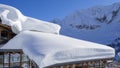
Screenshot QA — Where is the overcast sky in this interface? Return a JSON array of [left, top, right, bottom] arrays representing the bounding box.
[[0, 0, 120, 21]]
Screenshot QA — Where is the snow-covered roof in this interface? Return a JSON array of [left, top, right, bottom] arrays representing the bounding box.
[[0, 44, 4, 48], [0, 4, 60, 34], [0, 4, 115, 68], [1, 31, 115, 68]]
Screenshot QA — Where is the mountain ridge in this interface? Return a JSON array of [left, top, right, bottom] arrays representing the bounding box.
[[52, 2, 120, 61]]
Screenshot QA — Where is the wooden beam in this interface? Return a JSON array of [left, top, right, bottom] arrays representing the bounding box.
[[98, 61, 100, 68], [63, 65, 67, 68], [0, 24, 11, 31], [3, 52, 4, 68], [20, 52, 22, 68]]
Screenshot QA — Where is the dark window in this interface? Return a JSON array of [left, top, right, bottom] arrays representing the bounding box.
[[1, 30, 8, 40], [0, 30, 9, 44]]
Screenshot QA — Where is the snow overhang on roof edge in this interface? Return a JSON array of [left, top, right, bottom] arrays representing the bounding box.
[[0, 4, 61, 34]]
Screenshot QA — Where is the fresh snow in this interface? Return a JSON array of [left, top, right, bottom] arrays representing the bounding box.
[[0, 4, 115, 68], [1, 31, 115, 68], [0, 4, 60, 34]]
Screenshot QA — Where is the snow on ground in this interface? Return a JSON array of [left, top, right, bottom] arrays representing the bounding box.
[[1, 31, 115, 68], [0, 4, 60, 34]]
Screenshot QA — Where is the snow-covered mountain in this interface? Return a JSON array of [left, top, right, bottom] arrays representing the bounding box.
[[52, 2, 120, 61]]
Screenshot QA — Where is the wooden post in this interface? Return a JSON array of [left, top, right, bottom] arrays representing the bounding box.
[[3, 52, 4, 68], [99, 60, 100, 68], [103, 60, 106, 68], [101, 60, 104, 68], [20, 52, 22, 68]]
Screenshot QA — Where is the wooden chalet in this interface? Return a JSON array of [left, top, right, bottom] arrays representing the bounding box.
[[0, 18, 114, 68], [0, 19, 38, 68]]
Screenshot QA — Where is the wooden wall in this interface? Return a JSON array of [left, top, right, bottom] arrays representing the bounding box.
[[0, 23, 15, 44]]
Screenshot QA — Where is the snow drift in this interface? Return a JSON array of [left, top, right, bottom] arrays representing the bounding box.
[[0, 4, 60, 34], [1, 31, 115, 68]]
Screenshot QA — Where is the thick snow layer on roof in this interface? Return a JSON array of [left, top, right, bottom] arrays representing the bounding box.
[[1, 31, 115, 68], [0, 44, 4, 48], [0, 4, 60, 34]]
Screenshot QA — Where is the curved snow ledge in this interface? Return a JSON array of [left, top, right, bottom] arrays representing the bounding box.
[[1, 31, 115, 68], [0, 4, 61, 34]]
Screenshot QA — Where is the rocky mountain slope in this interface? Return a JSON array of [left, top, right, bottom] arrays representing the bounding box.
[[52, 2, 120, 61]]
